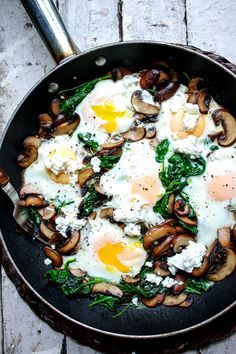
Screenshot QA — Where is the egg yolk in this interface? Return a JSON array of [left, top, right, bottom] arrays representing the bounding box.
[[91, 101, 132, 133], [131, 175, 160, 205], [171, 109, 205, 138], [208, 173, 236, 201], [48, 148, 77, 160], [98, 242, 131, 272]]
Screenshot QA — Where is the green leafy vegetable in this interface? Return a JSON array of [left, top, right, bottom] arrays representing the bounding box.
[[28, 208, 41, 227], [185, 278, 214, 295], [79, 184, 101, 217], [55, 198, 74, 215], [99, 153, 122, 169], [209, 145, 219, 151], [60, 75, 111, 116], [77, 133, 99, 151], [155, 139, 170, 162]]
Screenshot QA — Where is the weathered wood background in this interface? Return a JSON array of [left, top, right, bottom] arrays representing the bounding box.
[[0, 0, 236, 353]]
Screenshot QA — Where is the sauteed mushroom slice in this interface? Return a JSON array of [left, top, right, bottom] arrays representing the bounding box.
[[40, 221, 55, 240], [92, 283, 123, 298], [50, 98, 61, 116], [78, 167, 94, 186], [212, 109, 236, 147], [101, 136, 125, 149], [187, 91, 198, 104], [178, 297, 193, 308], [172, 274, 186, 294], [173, 234, 193, 253], [154, 81, 180, 102], [52, 114, 80, 136], [38, 204, 56, 221], [217, 227, 232, 248], [140, 69, 160, 89], [123, 126, 146, 142], [23, 136, 41, 149], [143, 224, 177, 250], [99, 208, 114, 219], [69, 267, 86, 277], [38, 113, 53, 127], [57, 230, 80, 254], [191, 240, 217, 277], [163, 293, 187, 307], [152, 234, 176, 259], [197, 89, 211, 114], [17, 145, 38, 168], [156, 70, 170, 89], [207, 247, 236, 281], [0, 168, 9, 187], [187, 77, 205, 93], [174, 199, 190, 216], [18, 193, 48, 208], [111, 67, 132, 81], [122, 275, 140, 284], [43, 246, 63, 268], [145, 127, 156, 139], [141, 294, 165, 308], [131, 90, 160, 115], [153, 261, 170, 276]]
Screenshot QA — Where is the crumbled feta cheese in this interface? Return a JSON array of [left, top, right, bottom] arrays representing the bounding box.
[[44, 258, 52, 266], [185, 102, 200, 115], [55, 204, 87, 237], [145, 261, 153, 268], [161, 277, 183, 288], [90, 156, 101, 173], [132, 297, 139, 306], [167, 241, 206, 275], [145, 273, 162, 286], [124, 223, 141, 237], [45, 149, 81, 175], [69, 173, 79, 185], [172, 135, 203, 157]]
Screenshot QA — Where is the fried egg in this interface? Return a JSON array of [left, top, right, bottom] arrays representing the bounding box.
[[70, 216, 147, 282], [184, 146, 236, 246]]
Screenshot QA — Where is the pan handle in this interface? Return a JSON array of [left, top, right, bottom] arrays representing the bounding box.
[[20, 0, 79, 64]]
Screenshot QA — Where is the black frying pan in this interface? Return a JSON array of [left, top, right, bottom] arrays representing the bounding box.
[[0, 0, 235, 349]]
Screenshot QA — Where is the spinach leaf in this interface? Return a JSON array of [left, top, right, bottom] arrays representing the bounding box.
[[28, 208, 41, 227], [185, 278, 214, 295], [99, 153, 122, 169], [60, 75, 111, 116], [77, 133, 99, 151], [79, 184, 101, 217], [89, 295, 124, 311], [209, 145, 219, 151], [155, 139, 170, 162], [119, 278, 165, 298]]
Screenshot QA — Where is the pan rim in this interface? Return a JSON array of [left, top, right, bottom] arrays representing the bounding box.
[[0, 40, 235, 339]]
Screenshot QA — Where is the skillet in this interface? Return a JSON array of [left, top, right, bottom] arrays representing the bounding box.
[[0, 0, 235, 346]]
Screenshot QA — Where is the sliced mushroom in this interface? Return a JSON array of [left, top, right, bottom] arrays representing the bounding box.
[[207, 247, 236, 281], [92, 283, 123, 298], [101, 136, 125, 150], [154, 81, 180, 102], [17, 145, 38, 168], [40, 221, 55, 240], [94, 181, 104, 195], [152, 234, 176, 259], [162, 293, 187, 307], [19, 184, 40, 198], [141, 294, 165, 308], [50, 98, 61, 116], [69, 267, 86, 277], [143, 224, 177, 250], [18, 193, 48, 208], [89, 211, 97, 220], [173, 234, 193, 253], [52, 115, 80, 136], [131, 91, 160, 115], [99, 208, 114, 219], [123, 126, 146, 142], [191, 240, 217, 277], [145, 127, 156, 139], [23, 136, 41, 149], [178, 297, 193, 308], [38, 113, 53, 127], [172, 274, 186, 294], [156, 70, 170, 89], [111, 67, 132, 81], [153, 261, 170, 276], [212, 109, 236, 147], [187, 91, 198, 104], [175, 225, 187, 235], [53, 114, 68, 128], [166, 194, 175, 214], [197, 89, 211, 114], [208, 131, 224, 141], [217, 227, 232, 248], [140, 69, 160, 89], [43, 246, 62, 268], [57, 230, 80, 254], [122, 275, 140, 284], [38, 204, 56, 221], [0, 168, 9, 187], [187, 77, 205, 93], [78, 167, 94, 186], [174, 199, 190, 216]]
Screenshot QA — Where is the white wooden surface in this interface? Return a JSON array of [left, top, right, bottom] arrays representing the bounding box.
[[0, 0, 236, 353]]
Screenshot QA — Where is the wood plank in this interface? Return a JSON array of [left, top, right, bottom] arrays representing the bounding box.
[[186, 0, 236, 62], [122, 0, 187, 43]]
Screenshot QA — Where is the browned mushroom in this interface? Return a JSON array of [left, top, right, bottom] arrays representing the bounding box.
[[40, 221, 55, 240], [131, 90, 160, 115], [52, 114, 80, 136], [197, 89, 211, 114], [69, 267, 86, 277], [140, 69, 160, 89], [145, 127, 156, 139], [156, 70, 170, 89], [217, 227, 232, 248], [162, 293, 187, 306], [187, 77, 205, 93], [50, 98, 61, 116], [38, 204, 56, 221], [0, 168, 9, 187], [153, 261, 170, 276], [43, 246, 63, 268], [172, 234, 193, 253], [18, 193, 48, 208], [19, 184, 41, 197], [208, 131, 224, 142], [143, 224, 177, 250], [99, 208, 114, 219], [187, 91, 198, 104], [152, 234, 176, 259], [191, 240, 218, 277], [172, 274, 186, 294], [154, 81, 180, 102], [178, 297, 193, 308], [78, 167, 94, 186], [212, 109, 236, 147], [92, 283, 123, 298], [174, 199, 190, 216], [38, 113, 53, 127], [141, 294, 165, 308], [122, 275, 140, 284], [94, 181, 104, 195], [101, 136, 125, 149], [57, 230, 80, 254], [111, 67, 132, 81], [175, 225, 188, 235], [123, 126, 146, 142], [53, 114, 68, 127], [207, 247, 236, 281], [166, 194, 175, 214], [89, 211, 97, 220], [17, 145, 38, 168], [23, 136, 41, 149]]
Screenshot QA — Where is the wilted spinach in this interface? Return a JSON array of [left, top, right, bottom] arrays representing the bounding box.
[[99, 153, 122, 169], [28, 208, 41, 227], [155, 139, 170, 162], [185, 278, 214, 295], [79, 184, 102, 217], [77, 132, 99, 151]]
